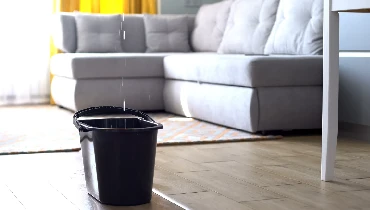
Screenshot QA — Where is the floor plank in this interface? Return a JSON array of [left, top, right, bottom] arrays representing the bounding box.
[[155, 152, 210, 173], [336, 189, 370, 204], [5, 179, 78, 210], [241, 198, 316, 210], [338, 157, 370, 172], [0, 183, 25, 210], [171, 191, 252, 210], [2, 132, 370, 209], [161, 147, 236, 164], [153, 168, 207, 195], [264, 184, 357, 210], [0, 152, 184, 210], [178, 170, 283, 202], [347, 178, 370, 188], [202, 161, 300, 187]]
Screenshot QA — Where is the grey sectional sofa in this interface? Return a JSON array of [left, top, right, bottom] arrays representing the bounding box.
[[50, 0, 323, 133]]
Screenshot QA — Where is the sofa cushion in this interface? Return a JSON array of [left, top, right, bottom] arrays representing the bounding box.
[[50, 53, 182, 79], [164, 54, 323, 87], [75, 13, 123, 53], [164, 80, 259, 132], [52, 13, 77, 53], [218, 0, 280, 55], [122, 14, 195, 52], [191, 0, 233, 52], [51, 13, 196, 53], [264, 0, 323, 55], [144, 15, 191, 53], [51, 76, 165, 111], [121, 15, 147, 53]]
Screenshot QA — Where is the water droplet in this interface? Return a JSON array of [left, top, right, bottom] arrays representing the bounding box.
[[120, 78, 123, 111], [149, 95, 151, 100], [123, 100, 126, 110], [123, 31, 126, 40]]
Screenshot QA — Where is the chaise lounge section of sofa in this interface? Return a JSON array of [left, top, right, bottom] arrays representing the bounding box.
[[50, 0, 323, 133]]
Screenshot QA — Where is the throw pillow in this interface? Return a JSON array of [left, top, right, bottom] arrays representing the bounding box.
[[191, 0, 233, 52], [143, 15, 191, 53], [75, 13, 123, 53], [217, 0, 280, 54]]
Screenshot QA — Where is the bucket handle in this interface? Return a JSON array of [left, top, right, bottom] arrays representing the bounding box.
[[73, 106, 156, 132]]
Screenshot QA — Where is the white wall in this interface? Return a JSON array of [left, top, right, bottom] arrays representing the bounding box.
[[158, 0, 222, 14], [339, 13, 370, 126]]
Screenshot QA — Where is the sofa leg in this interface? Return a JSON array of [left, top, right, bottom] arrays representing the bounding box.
[[261, 131, 268, 136], [260, 130, 284, 136]]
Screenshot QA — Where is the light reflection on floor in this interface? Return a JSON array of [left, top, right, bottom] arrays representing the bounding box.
[[168, 117, 193, 122]]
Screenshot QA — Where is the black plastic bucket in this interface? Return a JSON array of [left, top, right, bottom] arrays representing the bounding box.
[[73, 106, 163, 206]]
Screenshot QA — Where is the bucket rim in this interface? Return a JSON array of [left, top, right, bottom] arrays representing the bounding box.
[[73, 106, 163, 132], [78, 118, 163, 132]]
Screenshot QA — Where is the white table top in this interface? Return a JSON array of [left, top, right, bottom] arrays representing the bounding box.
[[332, 0, 370, 11]]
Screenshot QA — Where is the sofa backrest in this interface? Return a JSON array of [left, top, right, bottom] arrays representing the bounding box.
[[52, 12, 77, 53], [191, 0, 233, 52], [52, 0, 323, 55], [52, 13, 195, 53], [217, 0, 280, 55], [214, 0, 322, 55], [264, 0, 323, 55]]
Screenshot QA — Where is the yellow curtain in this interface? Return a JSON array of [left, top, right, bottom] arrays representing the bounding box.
[[124, 0, 157, 14], [79, 0, 157, 14], [50, 0, 157, 104]]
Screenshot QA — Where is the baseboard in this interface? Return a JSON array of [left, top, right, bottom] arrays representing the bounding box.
[[338, 122, 370, 141]]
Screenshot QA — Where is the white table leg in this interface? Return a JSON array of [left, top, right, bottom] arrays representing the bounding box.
[[321, 0, 339, 181]]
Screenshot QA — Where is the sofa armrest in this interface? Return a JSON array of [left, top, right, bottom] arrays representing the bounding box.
[[51, 12, 77, 53], [246, 55, 323, 87]]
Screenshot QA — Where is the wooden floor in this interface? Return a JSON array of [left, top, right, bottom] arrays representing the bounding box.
[[1, 134, 370, 210]]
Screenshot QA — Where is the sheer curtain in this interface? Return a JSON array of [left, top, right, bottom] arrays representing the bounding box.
[[0, 0, 52, 106]]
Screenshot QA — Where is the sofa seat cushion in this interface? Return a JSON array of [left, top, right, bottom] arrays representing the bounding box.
[[164, 54, 323, 87], [50, 53, 185, 79]]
